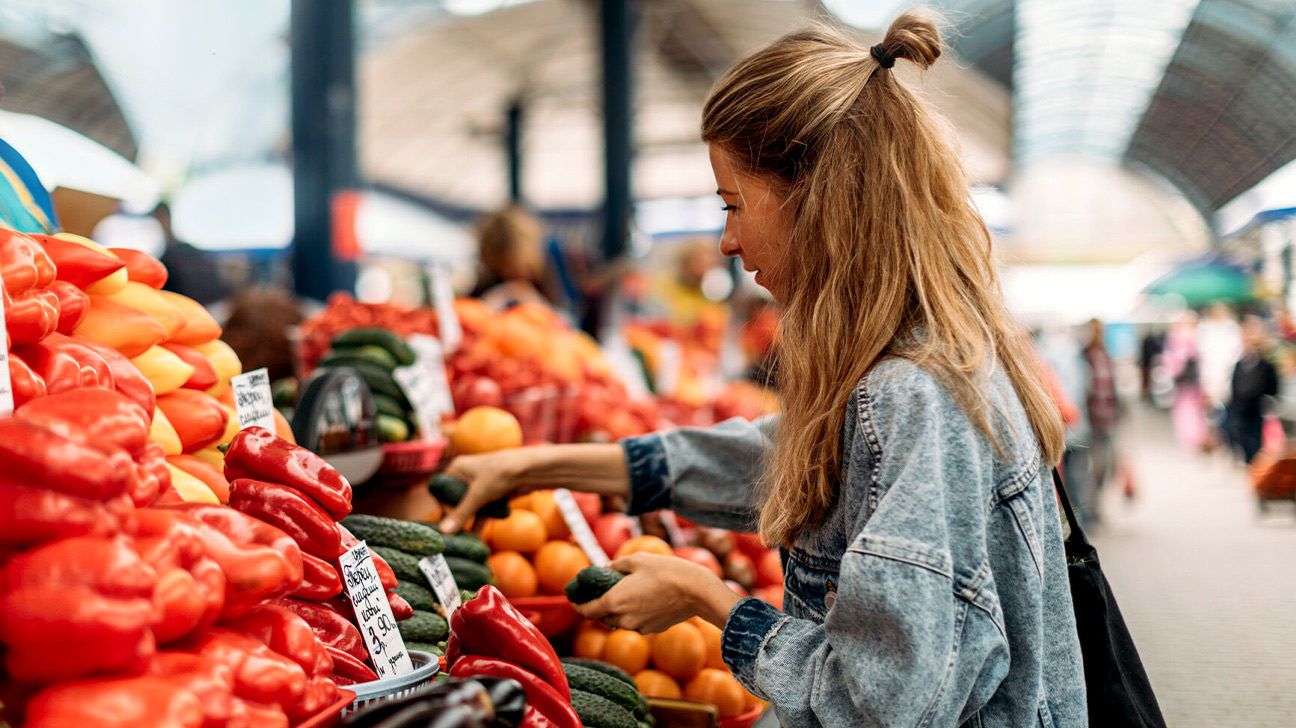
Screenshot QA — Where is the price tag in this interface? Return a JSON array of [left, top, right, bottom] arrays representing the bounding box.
[[418, 554, 463, 616], [393, 335, 453, 440], [428, 264, 462, 354], [231, 368, 275, 431], [0, 286, 11, 415], [554, 489, 609, 566], [655, 340, 682, 397], [339, 541, 413, 679], [659, 511, 687, 548]]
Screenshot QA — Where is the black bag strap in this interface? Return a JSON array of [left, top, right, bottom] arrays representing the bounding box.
[[1051, 467, 1091, 549]]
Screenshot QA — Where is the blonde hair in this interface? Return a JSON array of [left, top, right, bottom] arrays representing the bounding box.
[[702, 11, 1065, 547], [477, 205, 543, 283]]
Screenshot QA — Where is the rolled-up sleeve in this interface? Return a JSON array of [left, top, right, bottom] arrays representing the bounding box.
[[619, 415, 775, 531]]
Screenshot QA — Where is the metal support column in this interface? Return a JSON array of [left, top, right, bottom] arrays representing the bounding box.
[[506, 99, 524, 204], [290, 0, 358, 301], [599, 0, 635, 261]]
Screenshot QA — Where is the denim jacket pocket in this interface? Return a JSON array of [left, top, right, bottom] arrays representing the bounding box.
[[1037, 697, 1057, 728], [848, 534, 954, 579], [1004, 493, 1045, 581]]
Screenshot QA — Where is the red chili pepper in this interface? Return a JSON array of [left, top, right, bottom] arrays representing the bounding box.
[[109, 247, 169, 288], [450, 656, 581, 728], [158, 504, 303, 620], [7, 288, 60, 345], [338, 524, 399, 590], [223, 427, 353, 519], [162, 342, 219, 391], [132, 509, 226, 643], [49, 279, 89, 333], [32, 234, 126, 290], [24, 675, 205, 728], [226, 604, 335, 679], [294, 552, 344, 601], [520, 706, 562, 728], [273, 597, 368, 662], [167, 454, 230, 503], [81, 339, 157, 418], [387, 590, 414, 621], [323, 644, 378, 685], [157, 389, 230, 453], [7, 354, 46, 408], [0, 417, 134, 500], [181, 628, 308, 710], [0, 482, 127, 547], [0, 228, 56, 295], [146, 652, 237, 728], [228, 478, 342, 559], [132, 443, 173, 506], [449, 586, 570, 699], [15, 386, 152, 457]]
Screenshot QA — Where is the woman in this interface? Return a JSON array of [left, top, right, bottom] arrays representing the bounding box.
[[441, 12, 1085, 726]]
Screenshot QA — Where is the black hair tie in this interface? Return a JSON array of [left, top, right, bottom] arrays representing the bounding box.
[[870, 43, 896, 69]]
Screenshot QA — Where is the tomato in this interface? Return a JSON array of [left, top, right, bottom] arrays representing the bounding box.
[[674, 547, 722, 578], [452, 375, 504, 413], [593, 513, 636, 558], [756, 550, 783, 589], [723, 551, 756, 590]]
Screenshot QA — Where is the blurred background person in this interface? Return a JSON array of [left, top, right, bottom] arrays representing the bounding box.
[[1084, 319, 1120, 522], [471, 204, 555, 311], [653, 237, 727, 331], [157, 202, 230, 307], [220, 286, 306, 384], [1274, 346, 1296, 441], [1037, 324, 1094, 524], [1197, 303, 1242, 452], [1225, 315, 1278, 465], [1163, 312, 1208, 453], [1139, 328, 1165, 403]]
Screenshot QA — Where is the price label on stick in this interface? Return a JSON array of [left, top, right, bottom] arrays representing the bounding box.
[[427, 263, 462, 354], [339, 541, 413, 679], [231, 368, 275, 431], [0, 288, 11, 415], [418, 555, 462, 616], [555, 489, 610, 566], [394, 335, 454, 440]]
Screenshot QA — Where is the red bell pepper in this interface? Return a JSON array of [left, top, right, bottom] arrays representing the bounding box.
[[15, 333, 114, 392], [228, 478, 343, 559], [338, 524, 399, 590], [159, 504, 303, 619], [163, 342, 219, 391], [49, 280, 89, 334], [24, 676, 204, 728], [449, 586, 570, 698], [0, 417, 134, 500], [7, 354, 46, 408], [224, 426, 353, 519], [388, 590, 414, 621], [450, 655, 581, 728], [157, 389, 230, 453], [228, 698, 289, 728], [273, 597, 368, 662], [132, 509, 226, 643], [33, 233, 126, 290], [7, 287, 60, 345], [0, 228, 56, 294], [110, 247, 169, 288], [74, 294, 168, 358], [167, 454, 230, 503], [147, 652, 236, 728], [132, 442, 173, 506], [82, 338, 157, 418], [287, 676, 341, 722], [0, 482, 127, 547], [323, 644, 379, 686], [15, 386, 152, 457], [225, 604, 334, 678], [293, 551, 344, 601], [181, 628, 308, 710]]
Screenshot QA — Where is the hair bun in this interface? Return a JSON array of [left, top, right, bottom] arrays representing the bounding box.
[[878, 11, 942, 70]]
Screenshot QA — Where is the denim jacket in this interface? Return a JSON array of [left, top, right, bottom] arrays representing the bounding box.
[[621, 359, 1086, 727]]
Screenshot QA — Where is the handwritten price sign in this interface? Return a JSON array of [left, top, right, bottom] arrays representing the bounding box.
[[231, 368, 275, 431], [339, 541, 413, 679]]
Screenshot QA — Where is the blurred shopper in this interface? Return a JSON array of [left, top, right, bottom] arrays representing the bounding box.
[[654, 237, 728, 330], [1226, 316, 1278, 464], [220, 286, 305, 383], [1164, 313, 1208, 452], [1139, 329, 1164, 402], [471, 204, 553, 311], [438, 14, 1087, 726], [1197, 303, 1242, 450], [1038, 325, 1094, 524], [1083, 319, 1120, 520], [1275, 347, 1296, 439], [156, 202, 230, 306]]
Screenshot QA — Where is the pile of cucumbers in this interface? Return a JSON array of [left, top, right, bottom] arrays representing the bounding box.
[[563, 659, 655, 728], [317, 328, 420, 443], [343, 513, 496, 652]]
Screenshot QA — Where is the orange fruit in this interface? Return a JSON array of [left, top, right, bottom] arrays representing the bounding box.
[[603, 629, 651, 674], [487, 510, 547, 553], [692, 618, 725, 670], [528, 490, 570, 540], [510, 493, 535, 512], [572, 624, 609, 659], [634, 669, 682, 700], [651, 622, 706, 681], [744, 690, 767, 711], [451, 406, 523, 454], [684, 668, 747, 718], [485, 551, 538, 599], [533, 541, 591, 594], [614, 535, 674, 560]]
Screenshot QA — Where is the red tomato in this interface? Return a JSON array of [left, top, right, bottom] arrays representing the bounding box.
[[452, 375, 504, 413], [756, 550, 783, 589], [723, 580, 749, 598], [723, 551, 756, 590], [573, 492, 601, 525], [593, 513, 636, 558], [754, 585, 784, 609], [733, 533, 767, 562], [675, 547, 723, 578]]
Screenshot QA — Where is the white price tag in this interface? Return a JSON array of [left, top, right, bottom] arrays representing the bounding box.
[[655, 340, 682, 397], [554, 489, 609, 566], [230, 367, 275, 431], [0, 285, 12, 415], [418, 554, 463, 616], [393, 335, 453, 440], [339, 541, 414, 678], [428, 264, 462, 354], [659, 511, 687, 548]]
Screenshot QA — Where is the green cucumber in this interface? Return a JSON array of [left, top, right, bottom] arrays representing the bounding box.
[[377, 414, 410, 443], [565, 566, 624, 604], [398, 610, 449, 642], [370, 545, 425, 585], [440, 533, 490, 564], [374, 393, 411, 420], [331, 328, 417, 366], [570, 689, 638, 728], [344, 515, 444, 556], [561, 658, 636, 687], [444, 556, 494, 591], [404, 641, 445, 656], [394, 581, 438, 611], [426, 474, 511, 520], [329, 344, 398, 371], [563, 663, 644, 718]]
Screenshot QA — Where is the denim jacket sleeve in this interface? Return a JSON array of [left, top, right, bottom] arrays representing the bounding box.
[[722, 370, 1011, 727], [620, 415, 776, 531]]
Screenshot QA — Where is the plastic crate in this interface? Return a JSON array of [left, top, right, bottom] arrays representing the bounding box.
[[720, 705, 766, 728], [294, 689, 356, 728], [373, 437, 447, 486], [342, 650, 441, 716], [508, 595, 581, 638]]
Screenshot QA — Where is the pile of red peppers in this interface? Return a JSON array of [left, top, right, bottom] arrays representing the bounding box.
[[447, 586, 582, 728]]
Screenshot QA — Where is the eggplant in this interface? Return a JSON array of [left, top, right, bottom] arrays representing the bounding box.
[[471, 678, 528, 728], [342, 679, 493, 727]]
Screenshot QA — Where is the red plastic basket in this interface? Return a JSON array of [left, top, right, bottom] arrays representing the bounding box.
[[374, 437, 447, 486], [719, 705, 765, 728], [508, 595, 581, 638], [294, 688, 356, 728]]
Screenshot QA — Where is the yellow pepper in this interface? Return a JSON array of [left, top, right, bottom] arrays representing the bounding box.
[[131, 346, 195, 395], [164, 463, 219, 503], [108, 282, 186, 340], [150, 406, 184, 456]]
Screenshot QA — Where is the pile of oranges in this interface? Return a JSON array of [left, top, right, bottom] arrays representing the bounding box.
[[480, 489, 598, 598]]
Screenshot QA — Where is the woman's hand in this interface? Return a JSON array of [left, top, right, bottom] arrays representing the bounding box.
[[574, 554, 742, 633], [438, 449, 541, 533]]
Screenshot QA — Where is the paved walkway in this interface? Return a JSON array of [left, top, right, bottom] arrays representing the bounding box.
[[1091, 405, 1296, 727]]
